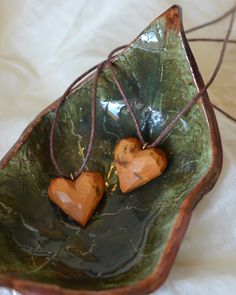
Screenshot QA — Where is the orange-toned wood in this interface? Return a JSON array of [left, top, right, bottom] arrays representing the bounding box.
[[114, 138, 167, 193], [48, 172, 104, 226]]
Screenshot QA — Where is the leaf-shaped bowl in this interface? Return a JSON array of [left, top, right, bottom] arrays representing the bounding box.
[[0, 5, 222, 295]]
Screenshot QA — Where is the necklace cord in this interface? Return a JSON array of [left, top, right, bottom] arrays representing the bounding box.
[[50, 5, 236, 178]]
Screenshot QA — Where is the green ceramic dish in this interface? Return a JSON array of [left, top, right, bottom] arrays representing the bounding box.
[[0, 5, 222, 295]]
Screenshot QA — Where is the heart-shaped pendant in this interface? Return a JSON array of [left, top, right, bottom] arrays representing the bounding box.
[[48, 172, 104, 226], [114, 138, 167, 193]]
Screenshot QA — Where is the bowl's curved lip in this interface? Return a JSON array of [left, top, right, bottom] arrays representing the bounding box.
[[0, 5, 223, 295]]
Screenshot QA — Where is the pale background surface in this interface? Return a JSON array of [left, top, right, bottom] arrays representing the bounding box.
[[0, 0, 236, 294]]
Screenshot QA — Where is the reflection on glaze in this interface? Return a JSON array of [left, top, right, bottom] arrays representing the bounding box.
[[140, 31, 159, 43], [101, 100, 125, 121]]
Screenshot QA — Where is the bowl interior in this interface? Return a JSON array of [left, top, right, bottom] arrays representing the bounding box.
[[0, 7, 215, 292]]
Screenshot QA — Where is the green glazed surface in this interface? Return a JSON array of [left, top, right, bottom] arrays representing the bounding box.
[[0, 9, 212, 291]]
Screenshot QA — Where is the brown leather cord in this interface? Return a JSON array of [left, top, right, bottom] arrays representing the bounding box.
[[189, 38, 236, 44], [107, 47, 147, 147], [50, 63, 101, 178], [185, 7, 236, 33], [148, 6, 236, 146], [50, 5, 236, 178], [187, 37, 236, 123], [106, 6, 236, 148], [73, 61, 106, 178], [50, 48, 126, 178], [212, 104, 236, 123]]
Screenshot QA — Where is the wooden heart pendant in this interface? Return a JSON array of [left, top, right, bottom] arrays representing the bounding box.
[[114, 138, 167, 193], [48, 172, 104, 226]]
